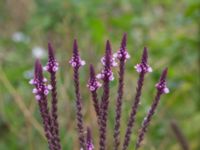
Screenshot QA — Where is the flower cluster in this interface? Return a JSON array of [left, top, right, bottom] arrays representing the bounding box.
[[100, 56, 118, 67], [113, 50, 130, 61], [155, 82, 169, 94], [43, 59, 59, 72], [134, 64, 152, 73], [96, 40, 116, 81], [87, 77, 102, 91], [155, 69, 169, 94], [69, 39, 86, 68], [69, 56, 86, 68], [96, 69, 114, 81], [29, 34, 170, 150], [113, 33, 130, 61], [29, 78, 52, 100], [134, 47, 152, 73], [43, 43, 59, 73]]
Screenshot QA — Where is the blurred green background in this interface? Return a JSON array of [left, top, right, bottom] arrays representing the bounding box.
[[0, 0, 199, 150]]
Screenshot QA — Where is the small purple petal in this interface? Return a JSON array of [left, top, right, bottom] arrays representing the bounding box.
[[32, 88, 38, 94], [35, 95, 41, 100]]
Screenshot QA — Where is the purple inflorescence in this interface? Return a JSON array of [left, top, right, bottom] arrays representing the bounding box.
[[43, 43, 59, 73], [134, 64, 152, 73], [135, 68, 169, 149], [69, 39, 86, 68], [96, 69, 115, 81], [29, 77, 52, 101], [87, 73, 102, 92], [100, 56, 118, 67], [97, 40, 117, 81], [113, 33, 130, 62], [69, 56, 85, 68], [134, 47, 152, 73], [156, 72, 169, 94], [156, 82, 169, 94], [29, 34, 169, 150], [155, 68, 169, 94]]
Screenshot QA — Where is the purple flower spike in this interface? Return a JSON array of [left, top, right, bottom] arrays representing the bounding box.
[[97, 41, 116, 81], [99, 40, 113, 150], [135, 68, 169, 149], [44, 42, 62, 150], [88, 65, 101, 128], [70, 39, 86, 149], [87, 65, 102, 92], [122, 47, 151, 150], [86, 127, 94, 150], [113, 33, 130, 150], [69, 39, 86, 68], [101, 41, 118, 67], [155, 68, 169, 94], [31, 59, 56, 150], [113, 33, 130, 61], [134, 47, 152, 73], [43, 43, 59, 73], [30, 60, 52, 100]]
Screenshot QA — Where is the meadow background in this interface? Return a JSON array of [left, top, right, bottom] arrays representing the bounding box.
[[0, 0, 199, 150]]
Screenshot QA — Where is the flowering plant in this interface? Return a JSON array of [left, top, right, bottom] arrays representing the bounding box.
[[29, 33, 169, 150]]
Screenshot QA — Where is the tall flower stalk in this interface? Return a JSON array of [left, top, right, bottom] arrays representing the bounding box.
[[69, 39, 86, 150], [97, 40, 116, 150], [135, 68, 169, 149], [122, 47, 152, 150], [43, 43, 61, 150], [113, 33, 130, 150], [87, 64, 102, 126], [30, 59, 56, 150], [29, 34, 170, 150]]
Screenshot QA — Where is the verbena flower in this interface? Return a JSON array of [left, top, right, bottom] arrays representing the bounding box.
[[134, 47, 152, 73], [30, 59, 56, 150], [113, 33, 130, 62], [87, 65, 102, 92], [43, 43, 59, 73], [135, 68, 169, 149], [122, 47, 152, 150], [30, 34, 169, 150], [113, 33, 130, 150], [70, 39, 86, 149], [44, 42, 62, 150], [69, 39, 86, 68], [96, 40, 117, 81], [29, 74, 52, 100], [99, 40, 114, 150], [87, 65, 101, 128]]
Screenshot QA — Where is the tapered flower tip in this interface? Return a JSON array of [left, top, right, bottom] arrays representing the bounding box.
[[105, 40, 112, 66], [48, 42, 55, 59], [141, 47, 148, 64], [156, 67, 169, 94], [160, 67, 168, 82], [34, 59, 43, 81], [73, 39, 79, 56], [88, 64, 102, 91], [121, 33, 127, 49], [89, 64, 95, 79], [69, 39, 86, 68], [135, 47, 152, 73], [106, 40, 112, 55]]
